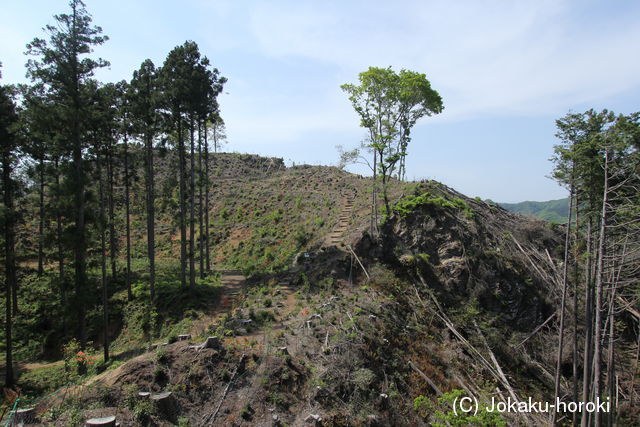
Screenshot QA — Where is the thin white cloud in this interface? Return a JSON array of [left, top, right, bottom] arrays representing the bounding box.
[[247, 0, 640, 124]]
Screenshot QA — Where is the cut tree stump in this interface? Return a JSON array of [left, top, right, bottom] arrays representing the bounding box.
[[150, 342, 168, 350], [10, 408, 35, 426], [85, 415, 116, 426], [151, 391, 177, 423], [305, 413, 322, 424], [190, 336, 222, 351], [276, 347, 289, 356], [177, 334, 191, 341]]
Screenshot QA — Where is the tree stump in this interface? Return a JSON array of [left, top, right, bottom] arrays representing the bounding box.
[[177, 334, 191, 341], [191, 336, 221, 351], [151, 391, 177, 423], [150, 342, 168, 350], [85, 415, 116, 426], [10, 408, 35, 426], [305, 413, 322, 425]]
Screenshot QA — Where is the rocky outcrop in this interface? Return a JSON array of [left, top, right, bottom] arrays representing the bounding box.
[[371, 182, 562, 331]]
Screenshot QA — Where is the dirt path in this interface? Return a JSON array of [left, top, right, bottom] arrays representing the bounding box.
[[189, 270, 246, 338], [17, 360, 63, 371], [228, 272, 300, 350]]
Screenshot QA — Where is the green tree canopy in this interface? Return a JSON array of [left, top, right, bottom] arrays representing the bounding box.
[[341, 66, 443, 218]]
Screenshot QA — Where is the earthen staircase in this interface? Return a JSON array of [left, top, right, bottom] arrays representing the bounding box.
[[327, 189, 356, 247]]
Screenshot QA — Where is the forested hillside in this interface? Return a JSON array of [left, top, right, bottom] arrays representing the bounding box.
[[499, 198, 569, 223], [1, 0, 228, 385]]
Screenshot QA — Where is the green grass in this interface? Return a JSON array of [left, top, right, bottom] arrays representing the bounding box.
[[17, 355, 122, 400], [111, 261, 222, 348], [392, 190, 473, 219], [17, 363, 71, 398]]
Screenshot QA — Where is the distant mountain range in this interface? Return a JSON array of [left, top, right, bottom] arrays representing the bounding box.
[[498, 198, 569, 223]]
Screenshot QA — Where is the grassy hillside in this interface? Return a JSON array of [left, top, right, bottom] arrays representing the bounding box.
[[499, 197, 569, 223], [151, 153, 411, 275]]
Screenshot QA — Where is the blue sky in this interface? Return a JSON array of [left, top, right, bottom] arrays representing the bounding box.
[[1, 0, 639, 202]]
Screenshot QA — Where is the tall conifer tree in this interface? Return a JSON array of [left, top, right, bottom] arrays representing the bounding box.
[[0, 69, 19, 388], [130, 60, 159, 300], [26, 0, 109, 352]]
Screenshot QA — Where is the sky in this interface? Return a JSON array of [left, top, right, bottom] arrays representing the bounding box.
[[1, 0, 639, 203]]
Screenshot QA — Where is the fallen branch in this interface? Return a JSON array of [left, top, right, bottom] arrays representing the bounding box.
[[202, 354, 246, 425], [510, 235, 558, 288], [414, 274, 499, 381], [452, 372, 478, 399], [415, 272, 533, 424], [516, 312, 556, 348], [618, 296, 640, 320], [346, 245, 370, 281], [473, 321, 520, 403], [408, 360, 442, 395]]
